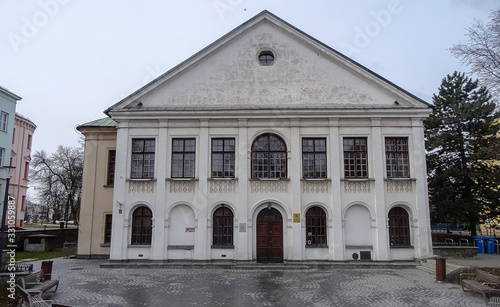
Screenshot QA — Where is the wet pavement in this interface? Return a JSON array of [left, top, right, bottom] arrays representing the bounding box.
[[22, 258, 489, 307]]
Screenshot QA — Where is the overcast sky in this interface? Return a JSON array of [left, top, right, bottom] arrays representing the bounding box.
[[1, 0, 499, 155]]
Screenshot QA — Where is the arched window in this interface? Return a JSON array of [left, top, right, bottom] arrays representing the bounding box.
[[306, 207, 327, 246], [131, 206, 152, 245], [251, 133, 287, 178], [388, 207, 410, 246], [213, 207, 233, 246]]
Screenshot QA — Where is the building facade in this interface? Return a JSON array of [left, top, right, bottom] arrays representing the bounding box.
[[77, 118, 117, 258], [9, 113, 36, 227], [78, 11, 434, 262], [0, 86, 19, 228]]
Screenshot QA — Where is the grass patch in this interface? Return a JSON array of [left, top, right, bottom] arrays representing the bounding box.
[[15, 247, 76, 261]]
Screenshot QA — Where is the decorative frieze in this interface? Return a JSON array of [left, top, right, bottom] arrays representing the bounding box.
[[344, 181, 370, 193], [250, 180, 288, 193], [128, 180, 155, 193], [169, 180, 196, 193], [302, 180, 329, 193], [209, 180, 237, 193], [386, 180, 413, 193]]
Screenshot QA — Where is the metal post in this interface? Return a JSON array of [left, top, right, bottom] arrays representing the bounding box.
[[435, 256, 446, 283], [0, 177, 10, 265]]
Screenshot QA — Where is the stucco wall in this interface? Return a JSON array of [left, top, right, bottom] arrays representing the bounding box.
[[77, 127, 116, 258]]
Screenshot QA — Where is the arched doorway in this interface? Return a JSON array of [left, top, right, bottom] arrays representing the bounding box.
[[256, 207, 283, 262]]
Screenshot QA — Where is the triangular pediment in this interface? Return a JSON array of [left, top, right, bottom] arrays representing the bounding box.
[[105, 11, 430, 116]]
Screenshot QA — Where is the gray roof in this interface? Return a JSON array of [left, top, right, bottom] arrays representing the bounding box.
[[78, 117, 117, 129]]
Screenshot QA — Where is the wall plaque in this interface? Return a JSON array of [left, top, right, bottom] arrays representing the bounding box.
[[293, 213, 300, 223]]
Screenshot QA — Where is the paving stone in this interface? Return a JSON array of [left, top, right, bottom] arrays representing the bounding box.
[[26, 258, 487, 307]]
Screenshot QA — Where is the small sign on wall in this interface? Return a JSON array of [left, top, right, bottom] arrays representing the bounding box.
[[239, 223, 246, 232], [293, 213, 300, 223], [185, 228, 195, 232]]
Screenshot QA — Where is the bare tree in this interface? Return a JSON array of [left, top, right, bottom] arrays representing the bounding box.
[[450, 9, 500, 98], [31, 146, 83, 225]]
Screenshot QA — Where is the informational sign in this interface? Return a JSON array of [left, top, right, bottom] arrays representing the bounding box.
[[239, 223, 246, 232], [293, 213, 300, 223], [185, 228, 195, 232]]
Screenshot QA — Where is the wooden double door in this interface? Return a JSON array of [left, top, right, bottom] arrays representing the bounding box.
[[256, 207, 283, 263]]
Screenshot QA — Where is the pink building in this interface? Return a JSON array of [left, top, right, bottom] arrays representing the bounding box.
[[9, 113, 36, 228]]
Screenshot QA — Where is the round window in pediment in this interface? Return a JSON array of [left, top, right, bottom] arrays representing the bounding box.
[[258, 50, 275, 66]]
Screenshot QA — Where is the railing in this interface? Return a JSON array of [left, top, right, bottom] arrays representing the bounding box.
[[493, 239, 499, 255]]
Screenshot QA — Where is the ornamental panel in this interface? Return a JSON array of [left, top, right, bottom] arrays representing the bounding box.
[[209, 180, 237, 193], [169, 180, 196, 193], [250, 180, 288, 193], [386, 180, 413, 193], [302, 181, 329, 193], [128, 180, 155, 193], [344, 181, 370, 193]]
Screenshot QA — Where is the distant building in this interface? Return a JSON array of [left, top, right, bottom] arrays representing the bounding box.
[[0, 86, 19, 229], [9, 113, 36, 227], [78, 11, 433, 262], [25, 202, 50, 224]]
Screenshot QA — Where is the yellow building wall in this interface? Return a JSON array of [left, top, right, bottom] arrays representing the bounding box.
[[77, 126, 116, 258]]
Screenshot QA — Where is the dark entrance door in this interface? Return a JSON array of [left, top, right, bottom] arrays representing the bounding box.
[[256, 207, 283, 263]]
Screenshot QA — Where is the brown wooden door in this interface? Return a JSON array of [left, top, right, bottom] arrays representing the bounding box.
[[256, 207, 283, 262]]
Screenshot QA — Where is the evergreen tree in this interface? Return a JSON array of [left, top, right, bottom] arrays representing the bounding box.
[[425, 71, 500, 236]]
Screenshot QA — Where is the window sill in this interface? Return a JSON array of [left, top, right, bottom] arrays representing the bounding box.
[[128, 244, 151, 248], [211, 245, 234, 249], [249, 178, 290, 181], [100, 243, 110, 247], [341, 178, 375, 182], [384, 178, 416, 181], [126, 178, 156, 182], [301, 178, 331, 181], [208, 177, 238, 181], [390, 245, 414, 249], [103, 185, 114, 188], [165, 178, 198, 181], [168, 245, 194, 250], [305, 245, 328, 248]]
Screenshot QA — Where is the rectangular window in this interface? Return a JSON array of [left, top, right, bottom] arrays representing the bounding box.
[[385, 137, 410, 178], [27, 134, 32, 149], [107, 150, 116, 186], [12, 128, 15, 144], [343, 137, 368, 178], [24, 161, 29, 179], [131, 139, 155, 179], [211, 138, 235, 178], [0, 112, 8, 132], [172, 138, 196, 178], [104, 214, 112, 244], [21, 196, 26, 211], [0, 148, 4, 167], [302, 138, 327, 178]]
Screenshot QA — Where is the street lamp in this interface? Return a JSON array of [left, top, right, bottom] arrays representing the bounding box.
[[0, 166, 15, 266]]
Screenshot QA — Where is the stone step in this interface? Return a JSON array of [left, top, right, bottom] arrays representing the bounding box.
[[417, 259, 464, 276], [100, 260, 418, 270]]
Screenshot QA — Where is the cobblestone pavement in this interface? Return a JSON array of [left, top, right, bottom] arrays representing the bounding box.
[[30, 259, 485, 307]]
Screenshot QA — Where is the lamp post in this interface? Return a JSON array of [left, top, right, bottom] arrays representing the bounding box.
[[0, 166, 15, 266]]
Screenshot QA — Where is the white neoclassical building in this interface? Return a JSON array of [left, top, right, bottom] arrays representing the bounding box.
[[77, 11, 433, 263]]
